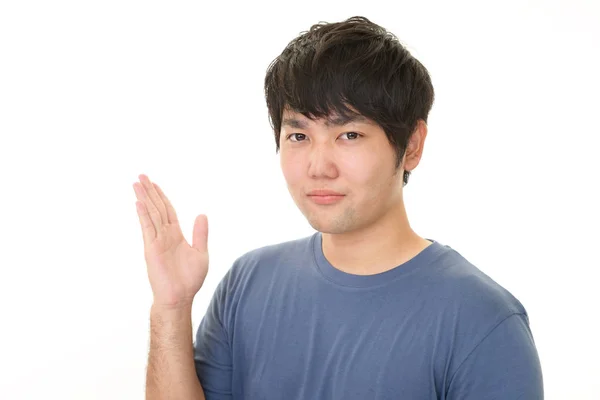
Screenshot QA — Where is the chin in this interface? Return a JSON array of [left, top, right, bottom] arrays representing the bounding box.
[[306, 215, 355, 235], [301, 201, 355, 230]]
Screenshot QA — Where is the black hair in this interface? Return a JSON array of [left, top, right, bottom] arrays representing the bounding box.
[[264, 16, 435, 186]]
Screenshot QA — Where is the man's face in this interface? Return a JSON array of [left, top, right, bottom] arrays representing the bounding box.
[[279, 108, 405, 235]]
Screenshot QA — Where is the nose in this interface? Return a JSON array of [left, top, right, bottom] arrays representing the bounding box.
[[307, 143, 339, 179]]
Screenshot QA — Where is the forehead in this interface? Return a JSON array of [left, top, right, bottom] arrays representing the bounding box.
[[281, 110, 377, 129]]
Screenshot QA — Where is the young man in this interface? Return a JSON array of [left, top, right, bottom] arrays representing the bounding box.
[[136, 16, 543, 400]]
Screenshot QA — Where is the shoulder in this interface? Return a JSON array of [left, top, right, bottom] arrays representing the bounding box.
[[426, 243, 532, 370], [222, 232, 316, 287], [429, 243, 527, 317]]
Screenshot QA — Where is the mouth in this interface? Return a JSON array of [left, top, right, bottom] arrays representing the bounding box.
[[307, 194, 345, 205]]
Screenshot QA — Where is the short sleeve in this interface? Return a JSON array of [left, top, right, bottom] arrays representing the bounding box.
[[446, 313, 544, 399], [193, 276, 233, 399]]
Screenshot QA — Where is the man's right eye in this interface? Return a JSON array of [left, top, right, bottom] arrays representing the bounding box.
[[287, 133, 307, 142]]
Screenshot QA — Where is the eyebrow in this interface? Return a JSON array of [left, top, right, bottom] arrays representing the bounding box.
[[281, 114, 373, 129]]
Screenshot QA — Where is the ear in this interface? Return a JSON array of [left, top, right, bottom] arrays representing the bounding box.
[[402, 120, 428, 172]]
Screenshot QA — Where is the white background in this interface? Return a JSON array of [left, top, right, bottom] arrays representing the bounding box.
[[1, 0, 598, 398]]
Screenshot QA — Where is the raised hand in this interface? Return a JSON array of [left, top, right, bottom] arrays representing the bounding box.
[[133, 174, 209, 309]]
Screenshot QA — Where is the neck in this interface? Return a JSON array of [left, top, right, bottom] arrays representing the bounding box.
[[321, 198, 431, 276]]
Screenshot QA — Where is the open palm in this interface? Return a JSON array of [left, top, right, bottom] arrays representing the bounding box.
[[133, 174, 209, 309]]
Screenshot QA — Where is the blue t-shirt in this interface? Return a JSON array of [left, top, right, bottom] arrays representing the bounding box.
[[194, 232, 543, 399]]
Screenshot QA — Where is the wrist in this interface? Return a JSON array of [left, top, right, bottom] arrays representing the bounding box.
[[151, 302, 192, 315], [151, 295, 194, 311], [151, 302, 193, 318]]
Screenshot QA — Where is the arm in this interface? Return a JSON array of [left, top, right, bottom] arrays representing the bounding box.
[[146, 304, 206, 400], [446, 313, 544, 399], [132, 174, 210, 399], [192, 275, 234, 399]]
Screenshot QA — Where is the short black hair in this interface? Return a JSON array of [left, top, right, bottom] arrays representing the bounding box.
[[264, 16, 435, 186]]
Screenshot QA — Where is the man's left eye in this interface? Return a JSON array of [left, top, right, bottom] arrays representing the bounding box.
[[341, 132, 360, 140]]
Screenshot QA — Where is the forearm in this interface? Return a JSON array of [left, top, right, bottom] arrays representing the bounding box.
[[146, 304, 206, 400]]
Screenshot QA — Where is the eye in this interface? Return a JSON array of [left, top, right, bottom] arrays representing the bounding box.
[[340, 132, 361, 140], [287, 133, 307, 142], [285, 132, 362, 142]]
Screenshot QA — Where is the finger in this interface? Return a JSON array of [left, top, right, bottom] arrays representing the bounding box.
[[153, 182, 179, 225], [139, 174, 168, 227], [192, 214, 208, 253], [133, 181, 162, 236], [135, 198, 156, 245]]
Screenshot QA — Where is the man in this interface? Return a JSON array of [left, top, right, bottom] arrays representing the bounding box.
[[134, 16, 544, 399]]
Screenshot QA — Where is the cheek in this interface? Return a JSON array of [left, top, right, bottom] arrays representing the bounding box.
[[343, 157, 393, 205], [280, 153, 302, 186], [339, 155, 376, 185]]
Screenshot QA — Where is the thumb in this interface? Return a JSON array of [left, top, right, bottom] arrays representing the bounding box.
[[192, 214, 208, 252]]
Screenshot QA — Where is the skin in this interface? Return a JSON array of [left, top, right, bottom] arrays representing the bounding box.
[[279, 107, 432, 275], [134, 106, 430, 398], [133, 176, 207, 399]]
